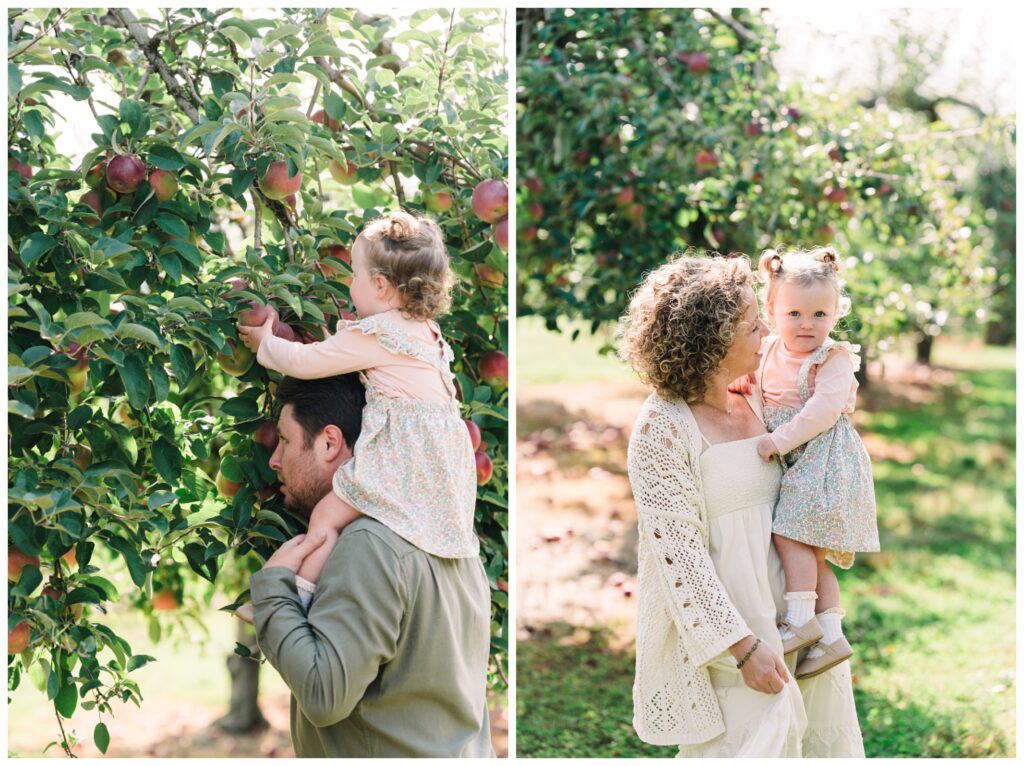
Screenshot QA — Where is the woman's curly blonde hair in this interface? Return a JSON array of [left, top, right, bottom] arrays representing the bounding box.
[[618, 252, 754, 403], [359, 210, 455, 320]]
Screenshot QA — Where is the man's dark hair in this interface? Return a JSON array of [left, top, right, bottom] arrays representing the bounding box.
[[276, 374, 366, 449]]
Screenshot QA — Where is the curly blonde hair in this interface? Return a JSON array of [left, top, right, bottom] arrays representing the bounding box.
[[359, 210, 455, 320], [758, 245, 850, 318], [618, 253, 754, 403]]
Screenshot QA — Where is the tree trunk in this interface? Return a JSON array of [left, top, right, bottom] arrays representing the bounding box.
[[212, 620, 268, 733], [985, 317, 1015, 346], [915, 334, 934, 365]]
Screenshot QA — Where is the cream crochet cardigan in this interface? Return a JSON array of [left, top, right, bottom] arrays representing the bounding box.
[[627, 392, 756, 746]]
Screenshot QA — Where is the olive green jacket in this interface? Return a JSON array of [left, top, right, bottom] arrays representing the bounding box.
[[251, 517, 494, 757]]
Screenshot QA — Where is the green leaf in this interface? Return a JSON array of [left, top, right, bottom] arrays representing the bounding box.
[[20, 233, 57, 266], [93, 723, 110, 754], [152, 439, 182, 483], [64, 311, 110, 331], [9, 399, 35, 418], [263, 23, 302, 47], [147, 145, 187, 171], [119, 99, 143, 136], [179, 120, 223, 148], [154, 214, 190, 240], [115, 323, 163, 349], [210, 122, 243, 154], [55, 683, 77, 718], [220, 396, 259, 420], [394, 29, 439, 48], [116, 354, 151, 410], [270, 285, 303, 318], [94, 237, 136, 258], [169, 343, 195, 387], [324, 91, 346, 122], [304, 43, 346, 58], [106, 535, 147, 587], [10, 61, 23, 94], [373, 68, 395, 88]]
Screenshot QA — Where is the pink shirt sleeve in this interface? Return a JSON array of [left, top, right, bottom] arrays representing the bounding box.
[[768, 350, 857, 455], [256, 324, 395, 379]]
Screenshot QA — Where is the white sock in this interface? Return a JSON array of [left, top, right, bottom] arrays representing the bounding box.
[[806, 609, 845, 659], [780, 591, 817, 640], [818, 611, 844, 644]]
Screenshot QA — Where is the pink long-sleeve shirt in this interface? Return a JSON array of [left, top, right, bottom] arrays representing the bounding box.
[[256, 310, 451, 401], [760, 336, 859, 455]]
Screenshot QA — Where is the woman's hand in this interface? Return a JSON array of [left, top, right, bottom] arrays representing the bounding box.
[[730, 635, 789, 694], [756, 435, 779, 462], [237, 314, 275, 353]]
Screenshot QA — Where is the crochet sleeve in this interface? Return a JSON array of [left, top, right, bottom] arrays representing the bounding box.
[[627, 405, 752, 667], [768, 350, 857, 455]]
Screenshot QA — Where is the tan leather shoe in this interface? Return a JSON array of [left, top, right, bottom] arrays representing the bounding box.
[[779, 616, 824, 654], [795, 636, 853, 679]]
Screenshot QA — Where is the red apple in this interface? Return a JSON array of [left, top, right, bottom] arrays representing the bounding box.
[[8, 156, 33, 183], [471, 179, 508, 223], [615, 187, 635, 206], [113, 401, 139, 427], [496, 578, 508, 593], [783, 105, 802, 121], [478, 351, 508, 389], [687, 52, 710, 74], [494, 217, 508, 252], [253, 421, 280, 453], [217, 341, 254, 376], [215, 469, 241, 498], [745, 121, 762, 138], [222, 277, 250, 296], [465, 419, 482, 451], [8, 546, 40, 583], [81, 190, 103, 221], [624, 202, 645, 222], [524, 176, 542, 195], [423, 189, 453, 213], [238, 301, 280, 331], [86, 160, 106, 189], [475, 450, 493, 485], [695, 149, 719, 175], [67, 366, 88, 397], [8, 621, 30, 653], [572, 150, 591, 167], [521, 226, 538, 243], [319, 244, 351, 277], [311, 109, 340, 132], [274, 322, 299, 342], [63, 547, 78, 569], [328, 159, 358, 185], [152, 590, 179, 611], [148, 168, 178, 201], [825, 186, 847, 204], [596, 250, 618, 267], [258, 482, 282, 502], [106, 154, 146, 194], [527, 202, 544, 221], [474, 263, 504, 288], [71, 444, 92, 470], [259, 160, 302, 200]]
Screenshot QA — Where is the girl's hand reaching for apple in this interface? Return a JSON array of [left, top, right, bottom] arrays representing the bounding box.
[[237, 315, 275, 352]]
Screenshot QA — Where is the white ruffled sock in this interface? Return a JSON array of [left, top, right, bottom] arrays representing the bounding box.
[[806, 608, 845, 659], [780, 591, 817, 641]]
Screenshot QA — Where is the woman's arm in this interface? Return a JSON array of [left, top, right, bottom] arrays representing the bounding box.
[[766, 350, 856, 455], [628, 407, 751, 667]]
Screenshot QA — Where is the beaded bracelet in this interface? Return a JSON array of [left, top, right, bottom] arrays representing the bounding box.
[[736, 637, 761, 670]]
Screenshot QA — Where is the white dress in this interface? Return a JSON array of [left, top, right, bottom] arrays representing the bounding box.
[[677, 433, 865, 758]]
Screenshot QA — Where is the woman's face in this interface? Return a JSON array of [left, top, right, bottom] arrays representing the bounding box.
[[719, 285, 769, 379]]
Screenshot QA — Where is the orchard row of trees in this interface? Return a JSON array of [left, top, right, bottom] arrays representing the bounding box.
[[516, 8, 1015, 366], [9, 7, 508, 754]]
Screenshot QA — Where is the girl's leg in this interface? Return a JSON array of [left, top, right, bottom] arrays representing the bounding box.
[[295, 491, 362, 588], [814, 548, 841, 613], [773, 534, 820, 642]]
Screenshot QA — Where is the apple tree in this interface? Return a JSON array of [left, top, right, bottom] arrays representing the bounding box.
[[516, 8, 1013, 367], [8, 7, 508, 754]]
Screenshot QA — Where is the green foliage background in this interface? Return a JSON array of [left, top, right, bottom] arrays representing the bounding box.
[[8, 7, 508, 753]]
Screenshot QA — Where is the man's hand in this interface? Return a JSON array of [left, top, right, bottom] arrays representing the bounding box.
[[237, 315, 275, 353], [756, 435, 779, 462], [262, 531, 328, 573], [728, 371, 757, 395]]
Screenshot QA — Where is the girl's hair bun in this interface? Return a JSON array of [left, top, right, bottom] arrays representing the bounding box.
[[386, 211, 419, 241], [758, 249, 784, 278], [816, 246, 840, 271]]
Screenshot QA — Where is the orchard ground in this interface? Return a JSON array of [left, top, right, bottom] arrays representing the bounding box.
[[515, 318, 1015, 758], [8, 602, 508, 758]]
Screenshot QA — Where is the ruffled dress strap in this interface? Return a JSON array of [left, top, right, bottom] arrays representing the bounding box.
[[795, 339, 861, 404], [340, 314, 458, 399]]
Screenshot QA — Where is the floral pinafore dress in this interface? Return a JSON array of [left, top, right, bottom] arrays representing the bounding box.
[[762, 339, 879, 569], [331, 315, 479, 559]]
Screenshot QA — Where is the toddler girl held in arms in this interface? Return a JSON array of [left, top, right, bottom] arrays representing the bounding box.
[[735, 246, 879, 679], [235, 211, 478, 621]]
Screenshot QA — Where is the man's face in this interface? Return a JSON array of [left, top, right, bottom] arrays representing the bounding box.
[[268, 404, 333, 516]]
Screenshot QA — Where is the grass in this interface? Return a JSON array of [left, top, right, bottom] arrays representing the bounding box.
[[516, 336, 1015, 757], [517, 317, 635, 384]]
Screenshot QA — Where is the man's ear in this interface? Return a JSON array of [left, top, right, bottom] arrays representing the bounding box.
[[318, 423, 350, 461]]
